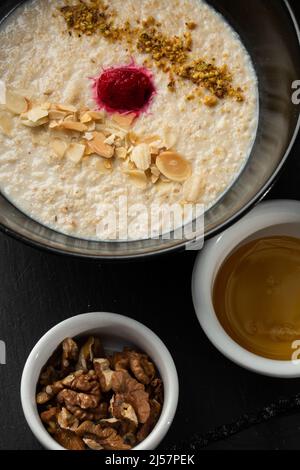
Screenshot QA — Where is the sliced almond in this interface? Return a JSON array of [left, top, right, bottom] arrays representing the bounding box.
[[48, 110, 68, 120], [63, 114, 77, 122], [84, 146, 94, 156], [124, 170, 148, 189], [156, 151, 192, 182], [41, 102, 51, 111], [88, 132, 114, 159], [127, 131, 140, 145], [0, 112, 13, 136], [50, 138, 68, 159], [112, 113, 136, 129], [183, 174, 206, 202], [27, 106, 49, 123], [115, 147, 127, 159], [142, 134, 162, 145], [150, 164, 160, 184], [65, 143, 86, 163], [5, 90, 28, 114], [150, 165, 160, 184], [101, 125, 127, 139], [86, 121, 96, 132], [21, 116, 49, 128], [131, 143, 151, 171], [80, 112, 93, 124], [84, 132, 94, 141], [49, 120, 61, 129], [55, 103, 78, 113], [60, 121, 88, 132], [88, 111, 105, 121], [104, 134, 116, 145], [162, 125, 178, 149], [150, 146, 160, 156]]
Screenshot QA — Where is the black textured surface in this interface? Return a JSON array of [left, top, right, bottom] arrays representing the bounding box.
[[0, 0, 300, 451]]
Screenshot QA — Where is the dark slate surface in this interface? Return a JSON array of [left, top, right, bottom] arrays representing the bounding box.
[[0, 0, 300, 452]]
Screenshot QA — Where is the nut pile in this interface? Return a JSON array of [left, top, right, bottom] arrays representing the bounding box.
[[36, 336, 163, 450], [59, 1, 244, 103], [1, 87, 195, 191]]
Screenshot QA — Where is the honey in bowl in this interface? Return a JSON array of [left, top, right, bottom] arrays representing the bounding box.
[[213, 236, 300, 361]]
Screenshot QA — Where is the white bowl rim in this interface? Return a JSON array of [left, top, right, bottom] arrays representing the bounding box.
[[192, 199, 300, 378], [21, 312, 179, 450]]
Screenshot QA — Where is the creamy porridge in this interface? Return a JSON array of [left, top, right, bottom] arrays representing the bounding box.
[[0, 0, 258, 240]]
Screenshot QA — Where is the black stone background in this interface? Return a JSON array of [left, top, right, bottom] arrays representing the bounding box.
[[0, 0, 300, 452]]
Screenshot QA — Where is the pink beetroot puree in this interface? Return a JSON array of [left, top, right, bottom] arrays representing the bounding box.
[[92, 64, 156, 115]]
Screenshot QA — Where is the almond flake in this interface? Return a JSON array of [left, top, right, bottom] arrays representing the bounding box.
[[162, 125, 178, 149], [84, 146, 94, 156], [150, 164, 160, 177], [124, 170, 148, 189], [88, 111, 105, 121], [80, 112, 93, 124], [0, 112, 13, 136], [104, 134, 116, 145], [21, 117, 49, 128], [156, 151, 192, 182], [150, 163, 160, 184], [88, 132, 114, 159], [65, 143, 86, 163], [60, 121, 88, 132], [86, 121, 96, 132], [84, 132, 94, 141], [142, 134, 162, 145], [50, 139, 68, 159], [63, 114, 77, 122], [151, 174, 160, 184], [48, 110, 68, 120], [115, 147, 127, 159], [101, 125, 127, 139], [150, 146, 160, 156], [55, 104, 77, 113], [41, 102, 51, 111], [49, 120, 61, 129], [27, 106, 49, 123], [183, 174, 206, 202], [5, 90, 28, 114], [112, 113, 136, 129], [127, 131, 140, 145], [131, 143, 151, 171]]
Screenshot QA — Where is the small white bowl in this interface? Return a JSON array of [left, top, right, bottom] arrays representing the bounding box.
[[21, 312, 179, 450], [192, 199, 300, 378]]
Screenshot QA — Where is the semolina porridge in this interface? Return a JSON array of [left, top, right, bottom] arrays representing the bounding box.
[[0, 0, 258, 240]]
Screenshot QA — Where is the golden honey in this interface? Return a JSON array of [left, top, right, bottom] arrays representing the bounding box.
[[213, 236, 300, 360]]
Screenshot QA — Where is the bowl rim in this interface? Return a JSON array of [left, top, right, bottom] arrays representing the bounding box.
[[20, 312, 179, 450], [0, 0, 300, 260], [192, 199, 300, 378]]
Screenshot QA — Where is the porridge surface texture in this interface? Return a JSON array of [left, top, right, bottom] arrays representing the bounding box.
[[0, 0, 258, 240]]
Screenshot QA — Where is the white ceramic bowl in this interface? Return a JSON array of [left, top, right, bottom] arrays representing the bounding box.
[[192, 200, 300, 378], [21, 312, 179, 450]]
